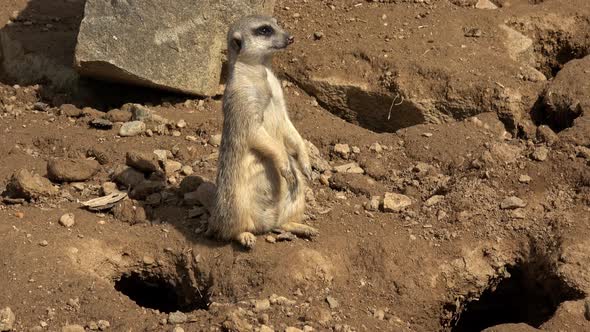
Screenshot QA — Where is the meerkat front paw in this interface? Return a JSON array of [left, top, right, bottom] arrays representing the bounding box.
[[302, 164, 313, 181], [236, 232, 257, 249], [280, 163, 296, 188]]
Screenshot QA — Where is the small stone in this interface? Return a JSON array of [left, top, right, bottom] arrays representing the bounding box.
[[0, 307, 15, 332], [153, 149, 171, 162], [254, 299, 271, 312], [259, 326, 274, 332], [164, 160, 182, 175], [90, 118, 113, 130], [168, 311, 187, 324], [305, 140, 331, 172], [87, 321, 99, 330], [575, 146, 590, 160], [171, 130, 181, 137], [333, 143, 351, 159], [285, 328, 303, 332], [351, 146, 361, 154], [194, 181, 216, 211], [127, 103, 152, 121], [531, 146, 549, 161], [119, 121, 146, 137], [382, 192, 412, 212], [172, 327, 185, 332], [536, 125, 559, 145], [105, 109, 132, 122], [47, 158, 100, 182], [464, 27, 482, 38], [500, 196, 527, 210], [14, 211, 24, 218], [112, 199, 148, 225], [208, 134, 222, 147], [313, 31, 324, 40], [112, 165, 145, 188], [518, 175, 532, 184], [303, 326, 314, 332], [326, 296, 339, 309], [425, 195, 444, 207], [39, 240, 49, 246], [62, 325, 85, 332], [373, 309, 385, 320], [101, 182, 118, 195], [265, 235, 276, 243], [6, 169, 58, 200], [475, 0, 498, 9], [59, 213, 76, 228], [126, 151, 160, 173], [421, 132, 433, 137], [60, 104, 83, 117], [333, 162, 364, 174], [176, 119, 187, 128], [143, 256, 155, 265], [180, 165, 193, 176], [97, 320, 110, 330], [369, 142, 383, 153], [364, 196, 381, 211]]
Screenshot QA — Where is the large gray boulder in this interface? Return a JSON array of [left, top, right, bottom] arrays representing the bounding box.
[[74, 0, 274, 96]]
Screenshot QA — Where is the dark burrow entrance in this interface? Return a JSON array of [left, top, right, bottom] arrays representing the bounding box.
[[114, 259, 212, 313], [449, 261, 584, 332]]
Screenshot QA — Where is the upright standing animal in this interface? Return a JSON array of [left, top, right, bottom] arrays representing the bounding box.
[[207, 15, 318, 249]]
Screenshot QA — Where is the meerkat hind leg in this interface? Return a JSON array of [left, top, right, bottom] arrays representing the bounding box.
[[279, 222, 318, 239], [236, 232, 257, 249]]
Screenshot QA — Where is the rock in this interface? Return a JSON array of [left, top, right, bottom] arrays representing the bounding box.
[[153, 149, 171, 162], [75, 0, 274, 95], [475, 0, 498, 9], [305, 140, 330, 172], [176, 119, 187, 128], [285, 328, 303, 332], [425, 195, 444, 207], [208, 134, 222, 147], [180, 165, 193, 176], [47, 158, 100, 182], [364, 196, 381, 211], [87, 147, 110, 165], [195, 181, 216, 211], [518, 175, 532, 184], [60, 104, 83, 117], [333, 162, 364, 174], [97, 320, 110, 330], [6, 169, 58, 200], [531, 146, 549, 161], [277, 232, 297, 242], [59, 213, 76, 228], [112, 165, 145, 188], [90, 118, 113, 130], [253, 299, 271, 312], [325, 296, 339, 309], [39, 240, 49, 247], [105, 109, 132, 122], [576, 146, 590, 160], [500, 196, 527, 210], [112, 199, 147, 225], [536, 125, 559, 145], [481, 323, 540, 332], [164, 160, 182, 175], [119, 121, 146, 137], [259, 326, 273, 332], [369, 142, 383, 153], [382, 192, 412, 212], [101, 182, 118, 195], [585, 298, 590, 321], [126, 151, 160, 173], [0, 307, 15, 332], [172, 327, 185, 332], [333, 143, 350, 159], [265, 235, 276, 243], [168, 311, 187, 324], [62, 325, 85, 332]]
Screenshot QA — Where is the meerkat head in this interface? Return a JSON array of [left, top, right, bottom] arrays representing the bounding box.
[[227, 15, 293, 64]]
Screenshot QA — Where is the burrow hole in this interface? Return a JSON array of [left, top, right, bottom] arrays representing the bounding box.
[[114, 261, 211, 313], [448, 260, 584, 332]]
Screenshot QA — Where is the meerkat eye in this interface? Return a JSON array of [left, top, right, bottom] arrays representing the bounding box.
[[255, 25, 274, 36]]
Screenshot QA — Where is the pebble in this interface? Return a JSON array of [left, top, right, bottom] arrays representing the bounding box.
[[518, 175, 532, 184], [164, 160, 182, 175], [180, 165, 193, 176], [500, 196, 527, 210], [425, 195, 444, 207], [14, 211, 24, 218], [333, 162, 364, 174], [421, 132, 433, 137], [112, 166, 145, 188], [373, 308, 386, 320], [172, 130, 181, 137], [382, 192, 412, 212], [313, 31, 324, 40], [536, 125, 559, 145], [153, 149, 171, 162], [176, 119, 187, 128], [364, 196, 381, 211], [576, 146, 590, 160], [0, 307, 15, 332], [97, 320, 110, 330], [59, 213, 76, 228], [62, 325, 85, 332], [285, 328, 303, 332], [168, 311, 187, 324], [105, 109, 132, 122], [326, 296, 339, 309], [531, 146, 549, 161], [126, 151, 160, 173], [277, 232, 297, 242], [209, 134, 222, 146], [475, 0, 498, 9], [333, 144, 351, 159], [259, 326, 274, 332], [101, 182, 118, 195], [90, 118, 113, 129], [253, 299, 271, 312], [39, 240, 49, 247], [87, 321, 99, 330], [119, 121, 146, 137], [172, 327, 185, 332], [351, 146, 361, 154], [369, 142, 383, 153], [265, 235, 276, 243], [47, 158, 100, 183]]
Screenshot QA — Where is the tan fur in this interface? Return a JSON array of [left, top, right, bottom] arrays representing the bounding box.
[[207, 15, 317, 249]]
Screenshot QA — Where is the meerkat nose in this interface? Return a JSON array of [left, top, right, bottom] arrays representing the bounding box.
[[287, 35, 295, 44]]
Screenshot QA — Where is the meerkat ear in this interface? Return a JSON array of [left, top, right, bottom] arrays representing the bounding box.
[[232, 31, 243, 52]]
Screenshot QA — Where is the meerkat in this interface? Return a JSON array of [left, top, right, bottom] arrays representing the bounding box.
[[207, 15, 318, 249]]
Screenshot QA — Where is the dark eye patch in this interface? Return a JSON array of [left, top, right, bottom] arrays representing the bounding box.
[[255, 25, 274, 36]]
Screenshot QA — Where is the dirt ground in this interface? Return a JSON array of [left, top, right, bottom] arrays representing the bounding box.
[[1, 0, 590, 331]]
